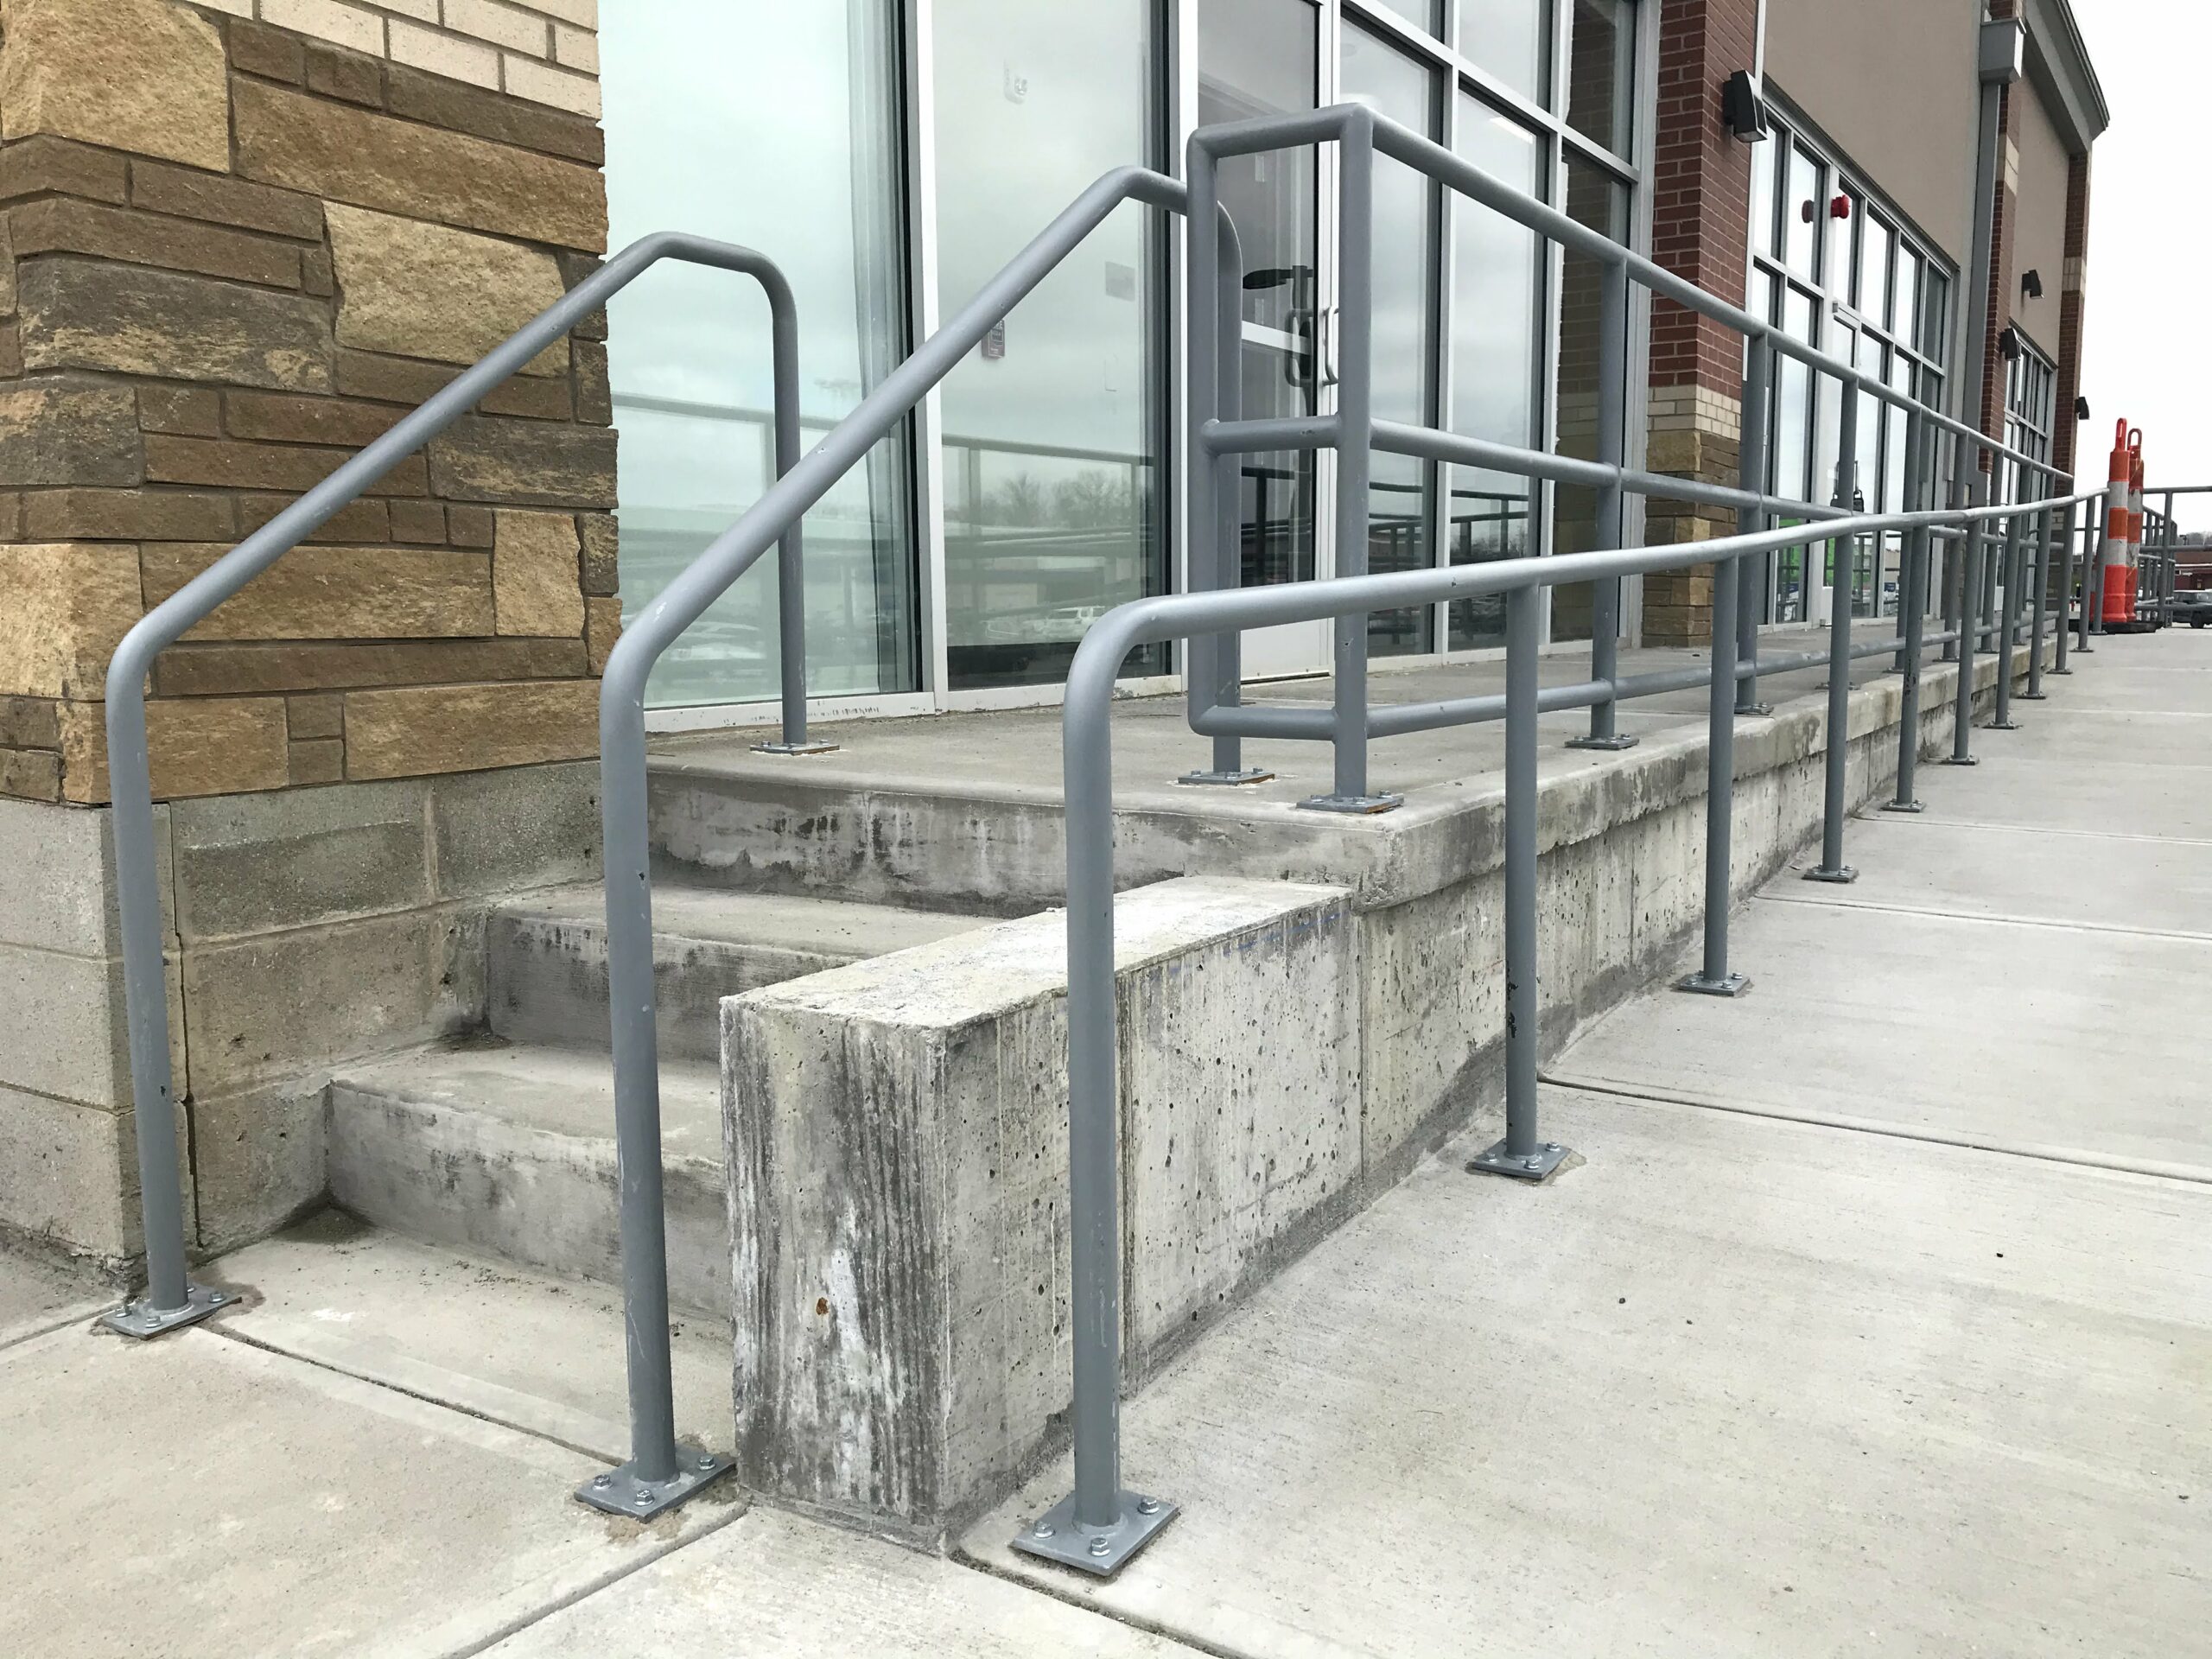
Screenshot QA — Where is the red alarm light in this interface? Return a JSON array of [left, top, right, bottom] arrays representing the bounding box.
[[1829, 194, 1852, 220]]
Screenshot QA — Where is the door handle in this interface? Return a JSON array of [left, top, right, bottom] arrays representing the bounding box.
[[1319, 307, 1340, 388]]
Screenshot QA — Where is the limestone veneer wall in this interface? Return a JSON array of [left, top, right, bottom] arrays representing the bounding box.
[[0, 0, 620, 1263], [0, 0, 613, 805]]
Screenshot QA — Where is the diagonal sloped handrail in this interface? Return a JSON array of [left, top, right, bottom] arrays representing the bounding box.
[[102, 232, 806, 1342], [590, 163, 1194, 1516]]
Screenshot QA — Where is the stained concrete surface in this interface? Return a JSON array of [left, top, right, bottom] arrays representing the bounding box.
[[968, 1090, 2210, 1658], [212, 1217, 735, 1465], [482, 1508, 1201, 1656], [967, 631, 2211, 1656], [0, 1321, 737, 1659], [0, 1238, 111, 1349]]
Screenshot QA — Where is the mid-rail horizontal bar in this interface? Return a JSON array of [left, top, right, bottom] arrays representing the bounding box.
[[1198, 623, 1981, 745]]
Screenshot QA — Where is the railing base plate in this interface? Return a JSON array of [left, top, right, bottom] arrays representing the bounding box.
[[1566, 734, 1638, 752], [1942, 755, 1980, 767], [1299, 791, 1402, 815], [2017, 691, 2048, 701], [752, 741, 840, 757], [1011, 1489, 1177, 1578], [1988, 719, 2020, 731], [1466, 1139, 1570, 1181], [1803, 866, 1858, 886], [1734, 702, 1774, 718], [100, 1283, 231, 1339], [1881, 799, 1926, 814], [1675, 971, 1750, 998], [1179, 767, 1275, 787], [2050, 666, 2074, 676], [575, 1446, 734, 1519]]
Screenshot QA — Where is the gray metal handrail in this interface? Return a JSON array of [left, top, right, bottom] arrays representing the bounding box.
[[1022, 477, 2103, 1576], [586, 164, 1198, 1517], [1176, 104, 2070, 849], [101, 232, 808, 1347]]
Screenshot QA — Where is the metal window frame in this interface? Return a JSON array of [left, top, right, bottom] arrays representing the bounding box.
[[1745, 99, 1959, 628]]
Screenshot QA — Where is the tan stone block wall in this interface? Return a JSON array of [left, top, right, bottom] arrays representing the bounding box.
[[0, 0, 611, 804], [1640, 384, 1744, 648]]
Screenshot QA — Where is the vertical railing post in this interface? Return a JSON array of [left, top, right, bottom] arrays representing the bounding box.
[[1992, 460, 2024, 731], [1947, 454, 1987, 765], [2162, 491, 2177, 629], [1886, 410, 1933, 813], [1014, 619, 1175, 1578], [98, 670, 230, 1338], [1946, 429, 1964, 664], [1180, 152, 1272, 788], [2053, 497, 2076, 673], [2082, 499, 2103, 651], [1806, 378, 1860, 883], [1471, 580, 1570, 1179], [1678, 545, 1750, 997], [1307, 110, 1395, 811], [1571, 259, 1638, 753], [2023, 474, 2054, 699], [751, 276, 829, 757], [1736, 337, 1772, 716]]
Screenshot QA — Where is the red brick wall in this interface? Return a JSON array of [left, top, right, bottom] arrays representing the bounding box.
[[1648, 0, 1759, 396]]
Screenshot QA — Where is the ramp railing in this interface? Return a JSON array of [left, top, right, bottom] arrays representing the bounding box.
[[99, 101, 2111, 1542], [1032, 474, 2100, 1573]]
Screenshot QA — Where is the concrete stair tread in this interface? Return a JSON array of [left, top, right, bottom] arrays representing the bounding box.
[[332, 1041, 723, 1169], [499, 881, 987, 960]]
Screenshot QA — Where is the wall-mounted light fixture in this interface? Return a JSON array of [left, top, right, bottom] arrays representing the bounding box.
[[1998, 324, 2023, 362], [2021, 269, 2044, 300], [1721, 70, 1770, 143], [2075, 395, 2092, 421]]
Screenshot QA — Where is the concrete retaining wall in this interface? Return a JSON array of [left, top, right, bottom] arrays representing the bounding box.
[[717, 645, 2040, 1545], [724, 878, 1358, 1543]]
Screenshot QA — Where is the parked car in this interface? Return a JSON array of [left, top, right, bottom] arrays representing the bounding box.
[[2172, 590, 2212, 627]]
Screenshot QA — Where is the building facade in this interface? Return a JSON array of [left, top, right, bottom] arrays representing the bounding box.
[[0, 0, 2104, 1261]]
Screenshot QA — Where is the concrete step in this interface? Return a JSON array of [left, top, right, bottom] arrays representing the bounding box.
[[327, 1040, 728, 1314], [487, 882, 986, 1061]]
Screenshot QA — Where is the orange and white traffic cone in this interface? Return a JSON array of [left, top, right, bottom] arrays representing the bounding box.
[[2102, 420, 2134, 627]]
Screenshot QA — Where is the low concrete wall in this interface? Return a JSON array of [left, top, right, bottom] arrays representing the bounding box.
[[718, 645, 2042, 1545], [724, 877, 1358, 1544]]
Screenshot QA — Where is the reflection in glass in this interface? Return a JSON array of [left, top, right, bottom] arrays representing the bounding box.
[[1369, 0, 1440, 35], [1551, 157, 1630, 643], [1748, 117, 1777, 260], [1447, 100, 1543, 649], [1770, 284, 1816, 620], [1459, 0, 1552, 107], [1783, 143, 1820, 279], [936, 0, 1163, 688], [1858, 211, 1892, 327], [1567, 0, 1635, 156], [602, 0, 916, 709], [1343, 21, 1439, 654], [1894, 249, 1922, 361], [1200, 0, 1319, 616]]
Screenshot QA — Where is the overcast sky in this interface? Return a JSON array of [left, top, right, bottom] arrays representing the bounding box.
[[2072, 1, 2199, 523]]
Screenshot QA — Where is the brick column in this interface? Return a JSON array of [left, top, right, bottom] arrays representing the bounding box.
[[1639, 0, 1760, 646], [0, 0, 614, 1262]]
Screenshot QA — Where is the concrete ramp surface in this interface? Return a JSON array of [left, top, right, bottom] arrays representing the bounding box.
[[964, 632, 2212, 1658]]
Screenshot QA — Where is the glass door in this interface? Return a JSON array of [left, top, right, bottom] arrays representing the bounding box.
[[1198, 0, 1335, 678]]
